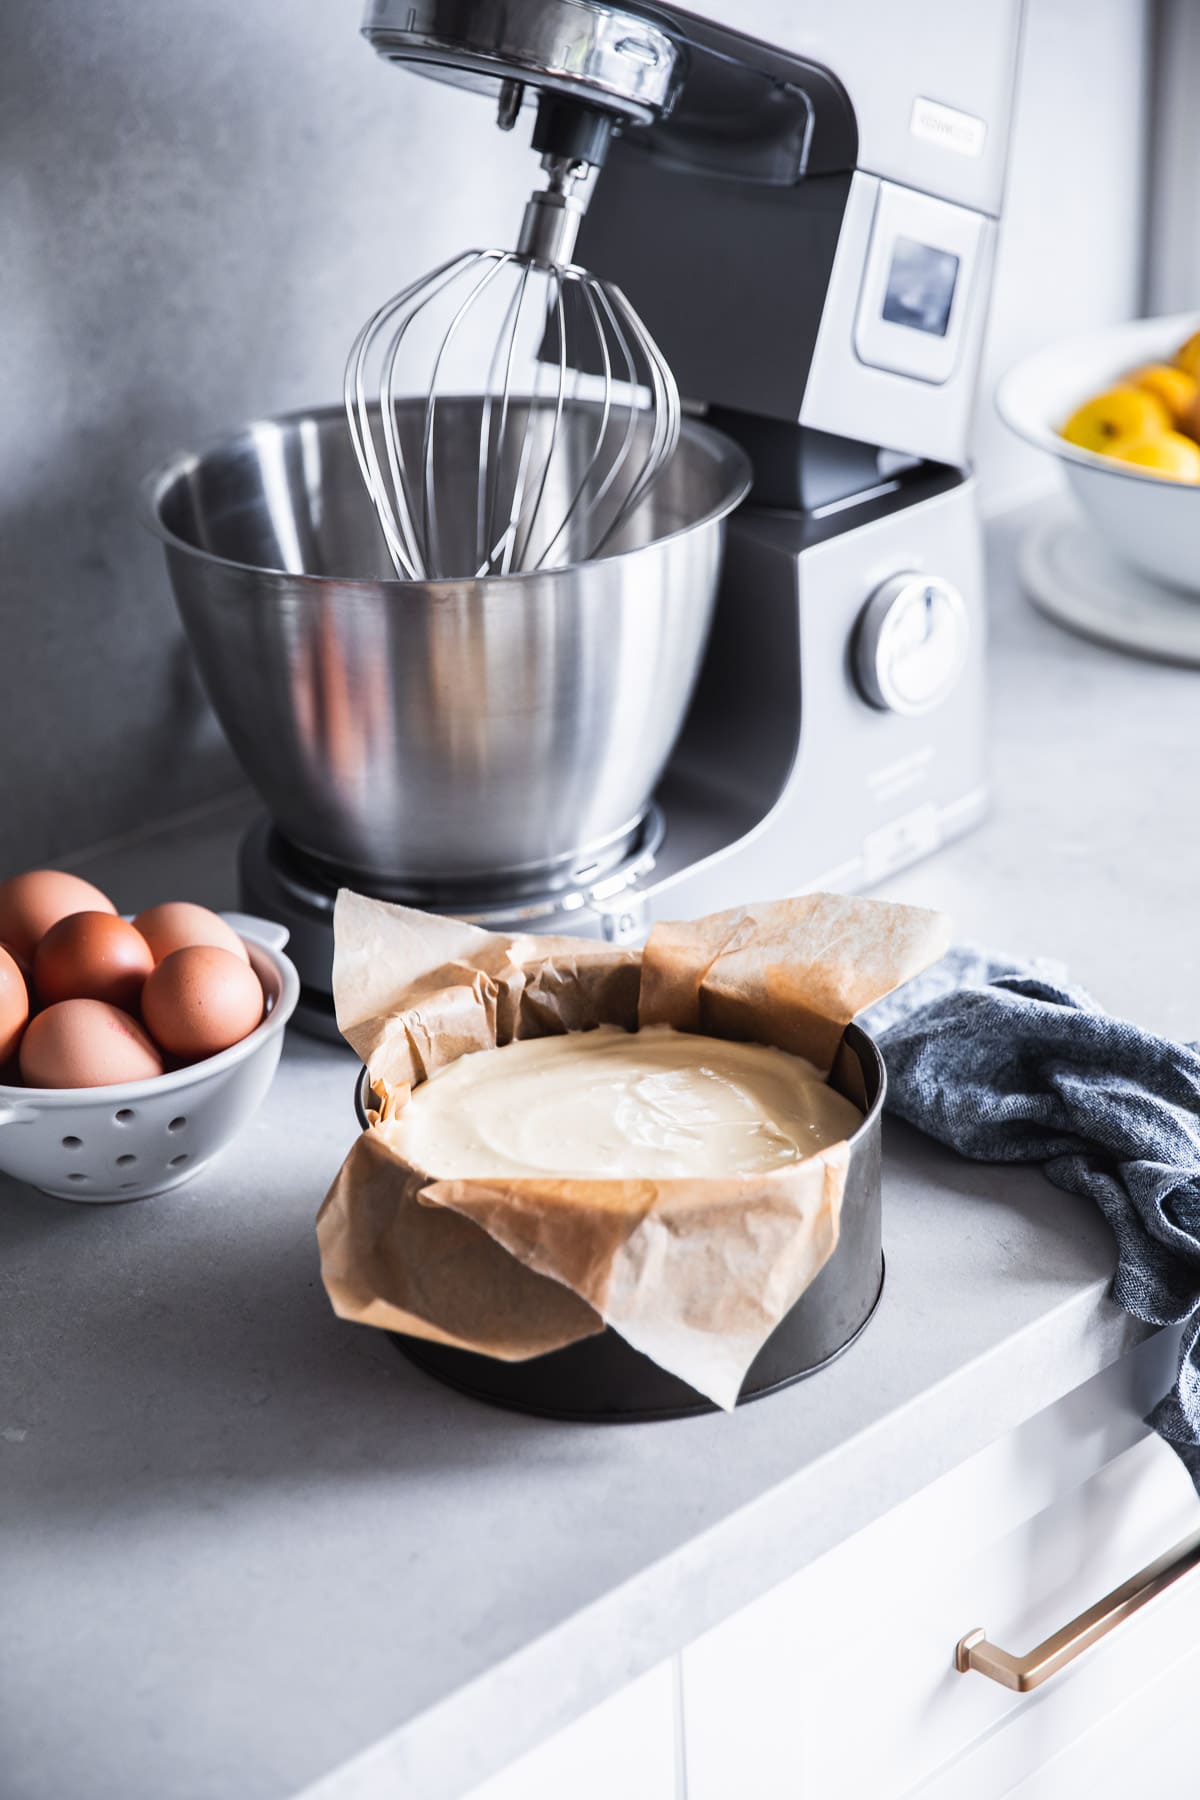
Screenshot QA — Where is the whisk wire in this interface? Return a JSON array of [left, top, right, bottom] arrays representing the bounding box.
[[381, 250, 506, 579], [418, 251, 512, 582], [346, 208, 681, 582], [346, 249, 480, 579], [531, 273, 617, 571], [511, 269, 570, 573], [477, 269, 527, 572], [480, 259, 537, 577], [598, 282, 680, 556]]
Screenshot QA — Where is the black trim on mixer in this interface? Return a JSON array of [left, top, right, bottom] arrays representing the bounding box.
[[531, 91, 615, 167], [575, 11, 859, 426], [606, 7, 859, 179]]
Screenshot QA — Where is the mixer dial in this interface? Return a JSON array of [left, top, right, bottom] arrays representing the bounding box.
[[855, 573, 969, 715]]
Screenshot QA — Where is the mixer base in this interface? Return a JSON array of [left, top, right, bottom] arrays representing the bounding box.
[[238, 813, 666, 1040]]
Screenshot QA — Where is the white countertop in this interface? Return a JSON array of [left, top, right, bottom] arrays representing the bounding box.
[[2, 500, 1195, 1800]]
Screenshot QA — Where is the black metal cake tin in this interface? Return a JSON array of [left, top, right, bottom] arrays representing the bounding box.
[[353, 1022, 885, 1421]]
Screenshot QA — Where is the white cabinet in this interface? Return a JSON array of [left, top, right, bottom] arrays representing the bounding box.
[[998, 1633, 1200, 1797], [463, 1659, 680, 1800], [463, 1332, 1197, 1799], [680, 1329, 1198, 1798]]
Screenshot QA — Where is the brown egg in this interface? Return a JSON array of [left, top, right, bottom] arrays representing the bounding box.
[[20, 999, 164, 1089], [0, 870, 117, 962], [34, 913, 154, 1013], [0, 945, 30, 1069], [132, 902, 250, 966], [141, 945, 264, 1061]]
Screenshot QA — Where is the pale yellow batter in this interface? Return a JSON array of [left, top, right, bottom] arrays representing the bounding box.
[[391, 1024, 862, 1180]]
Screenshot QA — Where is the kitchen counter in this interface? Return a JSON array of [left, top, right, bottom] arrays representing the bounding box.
[[2, 498, 1197, 1800]]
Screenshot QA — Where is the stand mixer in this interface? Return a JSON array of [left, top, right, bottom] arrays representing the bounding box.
[[146, 0, 1025, 1035]]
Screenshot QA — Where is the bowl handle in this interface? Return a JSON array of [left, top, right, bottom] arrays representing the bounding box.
[[220, 911, 291, 955], [0, 1098, 38, 1128]]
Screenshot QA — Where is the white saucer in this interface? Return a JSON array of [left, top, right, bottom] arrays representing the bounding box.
[[1019, 509, 1200, 668]]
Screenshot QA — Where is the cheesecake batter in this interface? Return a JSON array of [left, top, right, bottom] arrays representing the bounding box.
[[391, 1024, 862, 1180]]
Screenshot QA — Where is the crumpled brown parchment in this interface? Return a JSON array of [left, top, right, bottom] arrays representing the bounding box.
[[317, 891, 949, 1408]]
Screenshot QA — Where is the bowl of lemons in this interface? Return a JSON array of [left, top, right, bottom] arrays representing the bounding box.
[[996, 312, 1200, 593]]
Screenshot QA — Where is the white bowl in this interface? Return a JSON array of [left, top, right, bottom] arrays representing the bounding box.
[[0, 913, 299, 1202], [996, 311, 1200, 594]]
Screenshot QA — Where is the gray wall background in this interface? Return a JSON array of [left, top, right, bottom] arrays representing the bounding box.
[[0, 0, 529, 868], [0, 0, 1149, 872]]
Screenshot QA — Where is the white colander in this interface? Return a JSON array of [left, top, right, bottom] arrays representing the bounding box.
[[0, 914, 299, 1203]]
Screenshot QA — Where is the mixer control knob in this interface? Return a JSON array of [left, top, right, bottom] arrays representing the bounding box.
[[854, 573, 968, 715]]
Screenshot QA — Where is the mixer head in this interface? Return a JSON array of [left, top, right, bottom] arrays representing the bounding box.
[[346, 0, 684, 582], [361, 0, 679, 129]]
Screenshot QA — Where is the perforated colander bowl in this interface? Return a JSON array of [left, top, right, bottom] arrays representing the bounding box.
[[0, 914, 299, 1203]]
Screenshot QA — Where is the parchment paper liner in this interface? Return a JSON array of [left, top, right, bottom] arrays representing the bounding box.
[[318, 892, 949, 1409]]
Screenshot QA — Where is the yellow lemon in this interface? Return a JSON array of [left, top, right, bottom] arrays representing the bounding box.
[[1173, 331, 1200, 381], [1109, 430, 1200, 482], [1129, 362, 1198, 427], [1060, 385, 1170, 455]]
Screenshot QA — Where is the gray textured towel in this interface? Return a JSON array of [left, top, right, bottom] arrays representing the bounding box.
[[863, 950, 1200, 1488]]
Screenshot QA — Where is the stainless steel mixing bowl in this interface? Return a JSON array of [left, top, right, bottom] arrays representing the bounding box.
[[143, 401, 751, 893]]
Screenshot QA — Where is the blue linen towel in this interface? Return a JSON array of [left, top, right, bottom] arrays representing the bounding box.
[[862, 950, 1200, 1489]]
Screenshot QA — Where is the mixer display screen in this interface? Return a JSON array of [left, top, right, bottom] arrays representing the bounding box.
[[881, 237, 959, 337]]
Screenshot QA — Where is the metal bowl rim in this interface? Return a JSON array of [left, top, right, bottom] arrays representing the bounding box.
[[352, 1018, 887, 1137], [138, 400, 753, 592]]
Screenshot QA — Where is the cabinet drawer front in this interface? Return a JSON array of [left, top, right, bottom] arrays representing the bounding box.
[[682, 1332, 1197, 1799], [924, 1631, 1200, 1799], [1013, 1636, 1200, 1796]]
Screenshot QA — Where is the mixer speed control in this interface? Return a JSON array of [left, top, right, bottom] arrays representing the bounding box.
[[854, 573, 968, 715]]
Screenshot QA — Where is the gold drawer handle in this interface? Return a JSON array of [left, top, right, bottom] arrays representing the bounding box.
[[955, 1525, 1200, 1693]]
